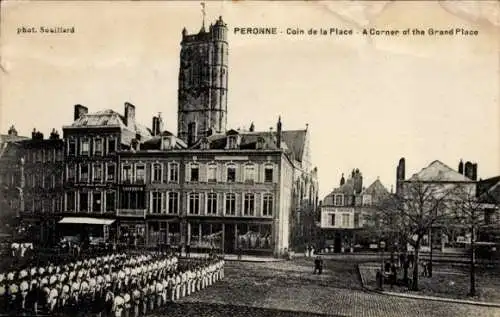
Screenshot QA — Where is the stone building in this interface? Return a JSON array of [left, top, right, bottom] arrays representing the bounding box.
[[59, 103, 153, 243], [2, 16, 319, 255], [0, 128, 64, 243], [319, 170, 389, 252], [177, 16, 228, 145]]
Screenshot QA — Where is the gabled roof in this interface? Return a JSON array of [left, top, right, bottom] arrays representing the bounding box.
[[408, 160, 472, 182], [189, 130, 287, 151], [363, 179, 389, 197]]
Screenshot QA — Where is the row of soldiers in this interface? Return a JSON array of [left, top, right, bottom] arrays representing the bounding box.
[[0, 251, 224, 316]]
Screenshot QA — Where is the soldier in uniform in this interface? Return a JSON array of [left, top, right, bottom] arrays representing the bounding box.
[[112, 288, 124, 317], [19, 269, 30, 312], [0, 274, 6, 314]]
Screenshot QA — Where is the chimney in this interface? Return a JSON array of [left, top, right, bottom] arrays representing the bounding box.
[[49, 129, 60, 140], [396, 157, 406, 195], [340, 173, 345, 186], [152, 116, 159, 136], [74, 104, 88, 121], [276, 116, 282, 148], [249, 122, 255, 132], [32, 128, 37, 139], [157, 113, 164, 133], [124, 102, 136, 128], [472, 163, 478, 181], [458, 159, 464, 174], [7, 125, 17, 136], [464, 161, 473, 180]]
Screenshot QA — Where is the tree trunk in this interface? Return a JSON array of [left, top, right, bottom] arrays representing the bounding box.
[[469, 226, 476, 297], [429, 228, 433, 278], [411, 241, 420, 291]]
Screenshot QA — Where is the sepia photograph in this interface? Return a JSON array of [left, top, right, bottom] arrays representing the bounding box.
[[0, 1, 499, 316]]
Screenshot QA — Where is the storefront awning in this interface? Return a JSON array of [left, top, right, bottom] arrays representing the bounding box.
[[58, 217, 115, 225]]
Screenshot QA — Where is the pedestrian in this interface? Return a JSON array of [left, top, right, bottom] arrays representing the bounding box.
[[186, 243, 191, 258], [313, 256, 323, 275]]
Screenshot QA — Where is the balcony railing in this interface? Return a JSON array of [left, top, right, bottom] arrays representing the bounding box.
[[116, 209, 146, 218]]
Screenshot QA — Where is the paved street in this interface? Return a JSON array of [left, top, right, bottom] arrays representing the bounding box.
[[152, 258, 500, 317]]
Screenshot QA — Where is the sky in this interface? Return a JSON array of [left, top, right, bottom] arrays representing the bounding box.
[[1, 1, 499, 198]]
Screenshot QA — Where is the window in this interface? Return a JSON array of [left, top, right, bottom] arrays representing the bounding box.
[[120, 191, 146, 209], [66, 192, 75, 211], [54, 197, 62, 213], [81, 139, 90, 155], [354, 213, 360, 228], [106, 191, 115, 212], [152, 163, 162, 183], [36, 150, 43, 162], [136, 165, 145, 184], [244, 164, 255, 183], [169, 163, 179, 183], [207, 193, 217, 215], [106, 163, 115, 181], [56, 149, 63, 161], [264, 167, 273, 183], [107, 138, 117, 154], [94, 139, 103, 156], [44, 174, 52, 188], [263, 194, 273, 216], [190, 165, 199, 182], [80, 164, 89, 183], [92, 192, 102, 213], [151, 192, 162, 214], [227, 136, 238, 149], [188, 193, 200, 215], [46, 149, 53, 162], [93, 164, 103, 182], [342, 214, 350, 227], [334, 194, 344, 206], [362, 194, 372, 206], [227, 165, 236, 182], [68, 139, 77, 156], [168, 192, 179, 214], [330, 214, 336, 226], [207, 164, 217, 182], [244, 193, 255, 216], [80, 192, 89, 212], [122, 165, 133, 183], [225, 193, 236, 215]]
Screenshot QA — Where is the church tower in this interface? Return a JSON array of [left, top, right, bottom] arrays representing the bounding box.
[[177, 16, 228, 146]]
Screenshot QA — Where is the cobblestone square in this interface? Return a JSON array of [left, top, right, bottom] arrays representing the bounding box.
[[153, 258, 500, 317]]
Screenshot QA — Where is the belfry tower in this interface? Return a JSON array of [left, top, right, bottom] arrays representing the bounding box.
[[177, 15, 228, 146]]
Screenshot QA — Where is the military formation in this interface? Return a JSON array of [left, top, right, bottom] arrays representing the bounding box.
[[0, 251, 225, 316]]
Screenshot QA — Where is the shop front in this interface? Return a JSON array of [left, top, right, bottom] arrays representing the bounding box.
[[186, 219, 274, 255], [146, 220, 182, 247]]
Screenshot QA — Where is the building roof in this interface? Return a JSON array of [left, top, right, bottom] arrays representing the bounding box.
[[68, 108, 153, 145], [408, 160, 472, 182], [477, 176, 500, 205], [363, 179, 390, 197], [141, 131, 187, 150]]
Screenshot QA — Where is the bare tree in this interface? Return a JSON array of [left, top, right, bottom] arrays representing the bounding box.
[[451, 184, 484, 297]]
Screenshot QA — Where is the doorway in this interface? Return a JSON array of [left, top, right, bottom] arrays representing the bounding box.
[[224, 224, 235, 254]]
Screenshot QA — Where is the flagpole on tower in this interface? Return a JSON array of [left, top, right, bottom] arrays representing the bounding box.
[[201, 2, 206, 29]]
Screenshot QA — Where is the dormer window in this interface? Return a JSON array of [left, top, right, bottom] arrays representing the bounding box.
[[200, 138, 210, 150], [256, 137, 265, 150], [226, 135, 239, 149], [161, 136, 176, 150], [334, 194, 344, 206]]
